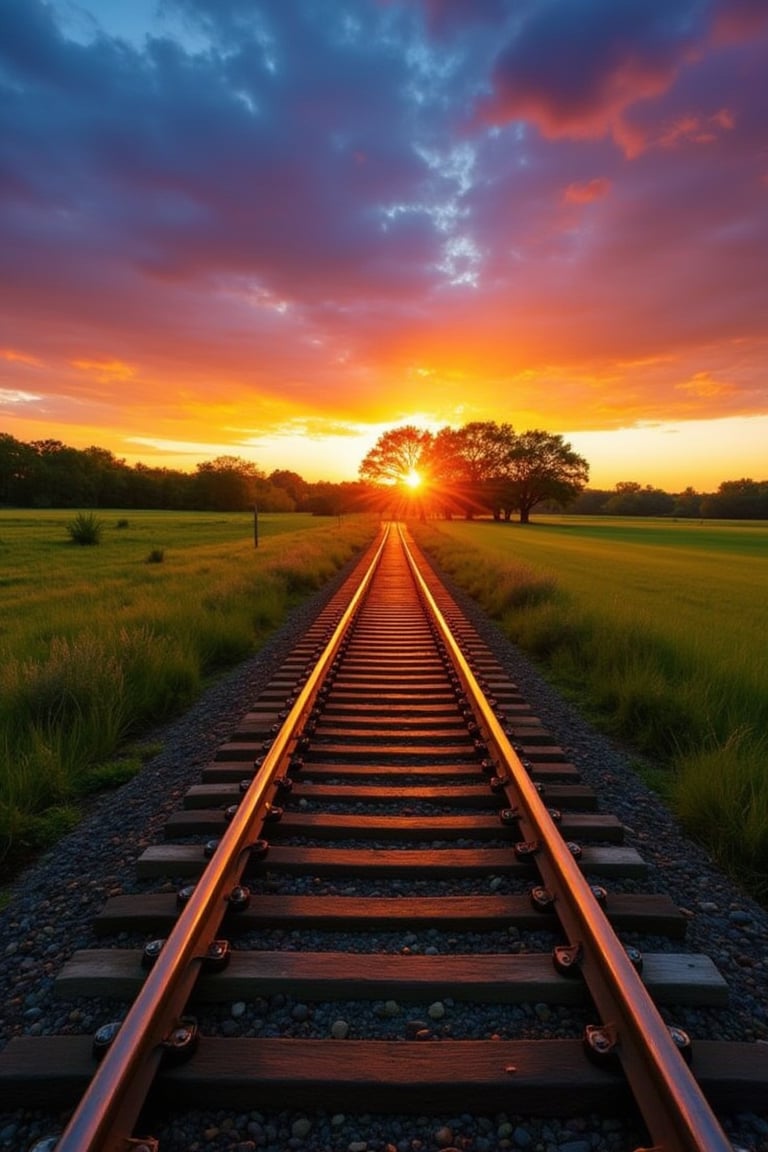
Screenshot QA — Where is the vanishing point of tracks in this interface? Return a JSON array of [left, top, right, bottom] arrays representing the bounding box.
[[1, 523, 766, 1151]]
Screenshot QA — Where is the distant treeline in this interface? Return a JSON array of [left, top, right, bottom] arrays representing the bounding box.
[[565, 479, 768, 520], [0, 434, 364, 515], [1, 433, 766, 519]]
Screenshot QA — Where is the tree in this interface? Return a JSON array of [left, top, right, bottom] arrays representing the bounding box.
[[193, 456, 264, 511], [671, 487, 702, 518], [568, 488, 613, 515], [506, 431, 589, 523], [603, 482, 675, 517], [0, 433, 35, 504], [358, 425, 432, 486], [419, 427, 467, 518], [29, 439, 90, 506], [452, 421, 516, 518], [701, 478, 768, 519], [408, 421, 518, 519], [268, 469, 307, 507], [303, 480, 366, 516], [80, 446, 130, 507], [358, 425, 434, 517], [253, 478, 295, 512]]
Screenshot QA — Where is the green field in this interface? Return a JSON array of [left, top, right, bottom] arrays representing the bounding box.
[[0, 509, 378, 878], [415, 517, 768, 683], [411, 515, 768, 898], [0, 510, 339, 655]]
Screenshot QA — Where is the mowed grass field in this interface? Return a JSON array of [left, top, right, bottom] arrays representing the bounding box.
[[411, 516, 768, 898], [0, 510, 379, 878]]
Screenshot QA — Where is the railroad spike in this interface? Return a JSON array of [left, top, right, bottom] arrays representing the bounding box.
[[141, 938, 165, 970], [530, 886, 556, 912], [92, 1020, 122, 1062], [160, 1017, 199, 1066], [226, 884, 251, 913], [202, 939, 231, 973], [624, 944, 643, 973], [583, 1022, 620, 1067], [514, 839, 542, 860], [553, 942, 584, 976], [668, 1024, 693, 1064]]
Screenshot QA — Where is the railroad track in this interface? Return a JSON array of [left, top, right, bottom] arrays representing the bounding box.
[[1, 522, 766, 1151]]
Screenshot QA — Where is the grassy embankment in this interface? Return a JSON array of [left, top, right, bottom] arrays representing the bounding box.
[[0, 510, 379, 878], [411, 516, 768, 899]]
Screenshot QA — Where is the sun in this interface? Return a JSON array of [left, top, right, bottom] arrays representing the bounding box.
[[404, 469, 422, 489]]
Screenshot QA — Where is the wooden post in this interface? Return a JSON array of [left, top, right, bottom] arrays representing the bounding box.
[[254, 504, 259, 548]]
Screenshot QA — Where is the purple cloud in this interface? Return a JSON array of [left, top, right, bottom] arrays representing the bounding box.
[[473, 0, 724, 154]]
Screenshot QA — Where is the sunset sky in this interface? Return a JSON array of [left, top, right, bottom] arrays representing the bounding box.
[[1, 0, 766, 491]]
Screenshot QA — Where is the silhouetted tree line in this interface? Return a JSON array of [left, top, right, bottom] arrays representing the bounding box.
[[566, 478, 768, 519], [0, 435, 365, 514], [1, 432, 765, 519]]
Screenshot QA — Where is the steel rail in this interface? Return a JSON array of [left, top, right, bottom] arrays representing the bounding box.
[[53, 524, 391, 1152], [399, 523, 732, 1152]]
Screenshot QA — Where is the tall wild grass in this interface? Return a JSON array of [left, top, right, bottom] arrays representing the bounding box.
[[411, 520, 768, 899], [0, 514, 377, 874]]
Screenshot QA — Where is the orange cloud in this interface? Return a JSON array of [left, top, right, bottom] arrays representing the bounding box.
[[676, 372, 737, 399], [563, 177, 611, 204], [1, 348, 43, 367], [70, 358, 137, 382]]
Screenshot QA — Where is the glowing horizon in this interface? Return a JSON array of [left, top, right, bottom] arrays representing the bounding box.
[[1, 2, 766, 494]]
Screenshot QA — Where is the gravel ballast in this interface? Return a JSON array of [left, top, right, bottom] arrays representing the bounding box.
[[1, 547, 767, 1152]]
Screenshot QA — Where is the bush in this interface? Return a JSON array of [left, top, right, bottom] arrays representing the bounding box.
[[145, 548, 165, 563], [116, 518, 130, 529], [66, 512, 104, 545]]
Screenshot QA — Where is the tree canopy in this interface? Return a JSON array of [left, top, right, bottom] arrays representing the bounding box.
[[358, 421, 590, 522], [506, 430, 591, 523], [358, 425, 432, 486]]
